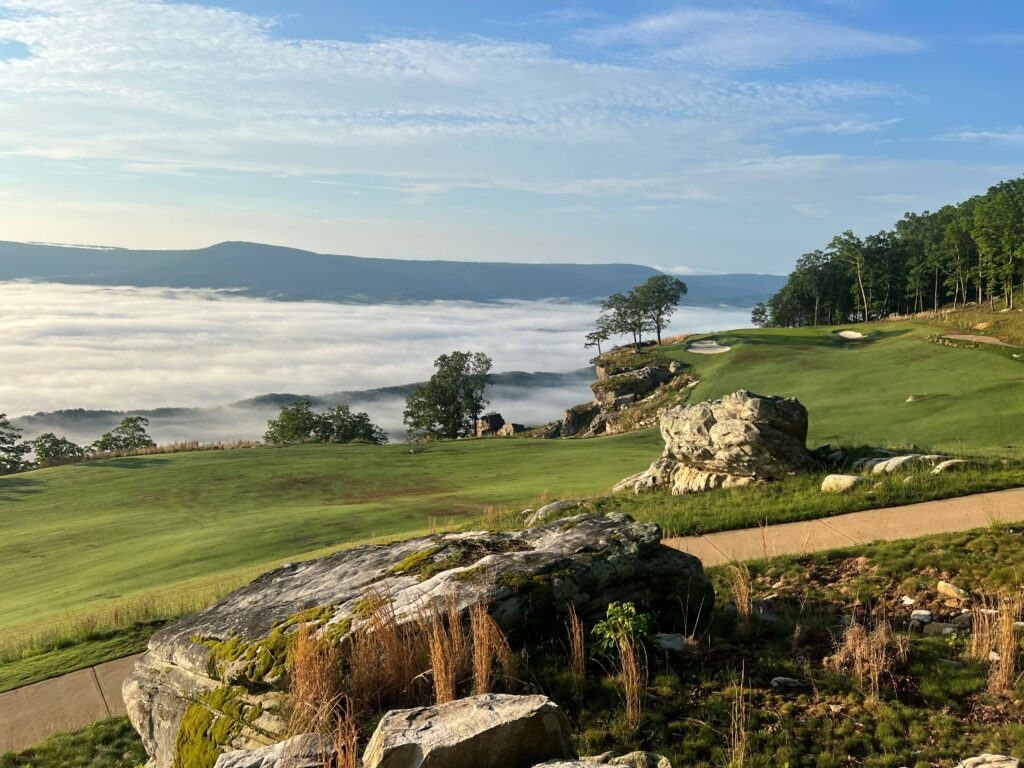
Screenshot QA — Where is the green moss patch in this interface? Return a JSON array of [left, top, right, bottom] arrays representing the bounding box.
[[173, 686, 263, 768]]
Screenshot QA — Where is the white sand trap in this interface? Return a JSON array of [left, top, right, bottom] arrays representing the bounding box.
[[837, 330, 865, 340], [688, 339, 731, 354]]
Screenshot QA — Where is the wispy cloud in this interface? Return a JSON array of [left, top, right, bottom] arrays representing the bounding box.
[[0, 0, 905, 190], [932, 127, 1024, 145], [578, 8, 924, 68], [792, 117, 902, 135]]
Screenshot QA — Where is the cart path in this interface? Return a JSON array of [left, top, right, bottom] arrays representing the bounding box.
[[662, 486, 1024, 566]]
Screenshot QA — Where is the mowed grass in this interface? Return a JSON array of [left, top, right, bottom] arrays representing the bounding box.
[[664, 321, 1024, 455], [0, 432, 661, 642]]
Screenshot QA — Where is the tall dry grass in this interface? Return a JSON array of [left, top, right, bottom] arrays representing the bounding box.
[[288, 626, 342, 736], [728, 564, 753, 635], [967, 592, 1022, 696], [566, 604, 587, 690], [617, 636, 646, 734], [824, 612, 908, 698], [728, 667, 749, 768]]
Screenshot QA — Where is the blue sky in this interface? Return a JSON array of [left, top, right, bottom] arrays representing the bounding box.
[[0, 1, 1021, 273]]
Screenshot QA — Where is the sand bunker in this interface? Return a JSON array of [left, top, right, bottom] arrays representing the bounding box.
[[688, 339, 731, 354], [837, 330, 865, 340]]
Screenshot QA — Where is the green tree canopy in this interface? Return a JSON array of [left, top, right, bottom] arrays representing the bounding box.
[[0, 414, 31, 475], [31, 433, 86, 465], [633, 274, 688, 344], [93, 416, 156, 452], [265, 400, 388, 444], [403, 351, 493, 441]]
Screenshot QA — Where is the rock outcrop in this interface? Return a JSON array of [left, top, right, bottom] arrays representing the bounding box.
[[363, 694, 574, 768], [821, 474, 863, 494], [615, 390, 816, 495], [543, 351, 691, 439], [124, 514, 711, 768], [476, 413, 506, 437]]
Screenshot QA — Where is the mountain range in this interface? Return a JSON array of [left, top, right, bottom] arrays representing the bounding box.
[[0, 240, 785, 306]]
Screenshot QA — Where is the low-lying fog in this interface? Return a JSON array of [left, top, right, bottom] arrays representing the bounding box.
[[2, 282, 752, 443]]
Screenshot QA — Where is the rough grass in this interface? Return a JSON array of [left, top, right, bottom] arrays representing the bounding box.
[[0, 433, 660, 662], [586, 460, 1024, 537], [0, 623, 158, 694], [0, 717, 145, 768], [655, 320, 1024, 456]]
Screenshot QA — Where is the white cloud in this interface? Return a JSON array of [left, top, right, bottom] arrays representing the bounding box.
[[0, 282, 751, 441], [791, 117, 902, 135], [933, 127, 1024, 146], [0, 0, 906, 190], [578, 8, 923, 69]]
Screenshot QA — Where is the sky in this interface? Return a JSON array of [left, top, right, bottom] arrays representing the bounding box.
[[0, 1, 1022, 273], [0, 282, 750, 433]]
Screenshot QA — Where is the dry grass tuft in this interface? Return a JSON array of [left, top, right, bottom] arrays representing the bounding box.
[[968, 592, 1022, 696], [324, 696, 359, 768], [728, 667, 748, 768], [824, 612, 908, 698], [566, 604, 586, 690], [429, 620, 458, 705], [617, 635, 646, 734], [348, 590, 433, 713], [288, 625, 342, 737], [728, 564, 753, 635]]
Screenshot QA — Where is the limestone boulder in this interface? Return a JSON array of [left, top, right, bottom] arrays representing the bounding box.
[[476, 413, 506, 437], [214, 735, 325, 768], [954, 756, 1019, 768], [821, 474, 864, 494], [124, 514, 712, 768], [615, 390, 815, 495], [363, 694, 574, 768]]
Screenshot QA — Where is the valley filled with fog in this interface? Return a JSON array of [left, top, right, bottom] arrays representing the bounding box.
[[2, 282, 751, 442]]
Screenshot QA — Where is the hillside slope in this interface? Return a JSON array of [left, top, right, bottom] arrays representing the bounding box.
[[0, 433, 661, 637], [653, 321, 1023, 454], [0, 240, 784, 305]]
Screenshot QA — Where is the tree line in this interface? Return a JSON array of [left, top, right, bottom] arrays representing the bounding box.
[[586, 274, 689, 353], [756, 176, 1024, 327], [0, 414, 156, 474]]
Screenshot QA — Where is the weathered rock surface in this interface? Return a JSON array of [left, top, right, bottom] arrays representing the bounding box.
[[124, 514, 712, 768], [525, 499, 586, 526], [820, 474, 864, 494], [954, 756, 1020, 768], [363, 694, 574, 768], [476, 412, 506, 437], [615, 390, 816, 495], [498, 423, 526, 437], [214, 734, 325, 768], [932, 459, 968, 474], [868, 450, 946, 475]]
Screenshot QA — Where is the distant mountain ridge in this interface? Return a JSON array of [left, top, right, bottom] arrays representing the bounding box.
[[0, 240, 785, 306]]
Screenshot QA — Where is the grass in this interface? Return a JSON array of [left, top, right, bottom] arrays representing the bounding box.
[[654, 320, 1024, 456], [586, 459, 1024, 537], [0, 717, 145, 768], [0, 432, 661, 656], [0, 623, 159, 694]]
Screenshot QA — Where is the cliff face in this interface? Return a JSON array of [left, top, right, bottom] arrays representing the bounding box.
[[542, 347, 696, 439]]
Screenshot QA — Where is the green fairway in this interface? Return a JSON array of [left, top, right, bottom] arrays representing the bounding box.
[[667, 321, 1024, 455], [0, 432, 661, 642]]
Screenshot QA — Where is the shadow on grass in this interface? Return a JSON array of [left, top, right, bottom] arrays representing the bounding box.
[[0, 476, 43, 501]]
